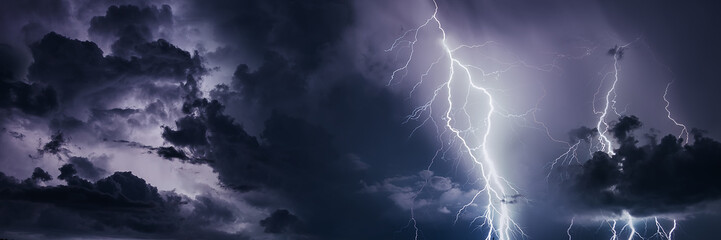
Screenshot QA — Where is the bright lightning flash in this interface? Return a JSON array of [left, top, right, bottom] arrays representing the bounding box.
[[386, 1, 525, 239]]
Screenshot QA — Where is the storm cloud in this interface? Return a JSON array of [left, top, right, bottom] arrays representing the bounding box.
[[0, 164, 247, 239], [563, 116, 721, 217]]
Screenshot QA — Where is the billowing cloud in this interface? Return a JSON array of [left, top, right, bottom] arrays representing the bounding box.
[[562, 116, 721, 217], [186, 0, 352, 70], [68, 156, 107, 180], [28, 32, 203, 105], [0, 165, 246, 239], [88, 4, 173, 58], [0, 44, 58, 116]]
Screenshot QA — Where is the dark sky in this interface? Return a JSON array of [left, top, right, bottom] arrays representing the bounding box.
[[0, 0, 720, 239]]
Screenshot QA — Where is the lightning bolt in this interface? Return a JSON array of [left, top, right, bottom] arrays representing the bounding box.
[[594, 43, 685, 240], [652, 217, 678, 240], [561, 41, 687, 240], [568, 216, 679, 240], [594, 41, 634, 155], [641, 40, 690, 145], [663, 82, 689, 144], [387, 2, 690, 239], [620, 211, 639, 240], [567, 216, 575, 240], [669, 219, 677, 240], [387, 1, 525, 239], [547, 140, 581, 180], [610, 220, 618, 240]]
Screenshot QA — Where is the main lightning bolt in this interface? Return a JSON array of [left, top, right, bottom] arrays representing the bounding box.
[[387, 1, 524, 239]]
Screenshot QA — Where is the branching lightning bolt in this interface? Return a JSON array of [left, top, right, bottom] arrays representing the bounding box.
[[594, 41, 635, 155], [387, 2, 691, 239], [387, 1, 525, 239], [561, 41, 687, 240], [651, 217, 678, 240]]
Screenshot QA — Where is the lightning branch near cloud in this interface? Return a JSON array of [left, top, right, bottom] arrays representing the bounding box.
[[561, 42, 686, 240], [385, 1, 551, 239]]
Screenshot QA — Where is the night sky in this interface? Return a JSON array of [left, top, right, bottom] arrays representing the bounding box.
[[1, 0, 720, 239]]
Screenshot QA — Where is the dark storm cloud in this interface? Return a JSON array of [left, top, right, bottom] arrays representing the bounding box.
[[0, 80, 58, 116], [190, 195, 235, 224], [57, 163, 79, 181], [259, 209, 304, 234], [131, 39, 204, 77], [0, 0, 73, 45], [28, 32, 108, 102], [28, 32, 203, 105], [32, 32, 200, 79], [30, 167, 52, 182], [0, 44, 26, 81], [32, 131, 70, 159], [563, 116, 721, 217], [105, 139, 206, 164], [0, 0, 388, 239], [230, 75, 440, 238], [232, 51, 307, 106], [0, 14, 244, 237], [568, 126, 598, 143], [155, 146, 190, 161], [158, 72, 434, 238], [188, 0, 353, 70], [0, 44, 58, 116], [161, 98, 265, 182], [197, 0, 358, 130], [16, 29, 206, 144], [164, 71, 359, 232], [158, 96, 290, 191], [609, 115, 641, 141], [1, 166, 163, 214], [68, 156, 107, 180], [0, 165, 246, 239], [161, 113, 210, 148], [88, 4, 173, 58]]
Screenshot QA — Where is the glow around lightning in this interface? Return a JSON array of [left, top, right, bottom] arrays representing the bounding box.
[[387, 1, 523, 239]]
